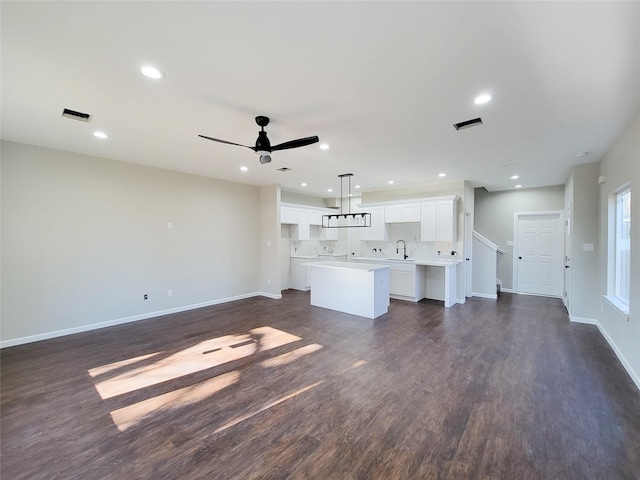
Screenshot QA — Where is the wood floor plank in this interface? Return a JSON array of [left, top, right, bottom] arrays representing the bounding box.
[[2, 292, 639, 479]]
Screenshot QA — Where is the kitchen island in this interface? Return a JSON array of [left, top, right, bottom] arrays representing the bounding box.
[[303, 261, 390, 319], [353, 257, 461, 307]]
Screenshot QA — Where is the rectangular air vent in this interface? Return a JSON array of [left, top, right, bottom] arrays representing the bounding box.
[[453, 117, 482, 130], [62, 108, 92, 122]]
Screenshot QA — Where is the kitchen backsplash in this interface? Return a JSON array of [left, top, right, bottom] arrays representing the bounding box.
[[359, 223, 462, 261], [283, 222, 461, 260]]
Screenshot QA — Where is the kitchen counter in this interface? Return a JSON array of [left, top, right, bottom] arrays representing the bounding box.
[[353, 256, 462, 266], [303, 261, 390, 319], [352, 257, 459, 308]]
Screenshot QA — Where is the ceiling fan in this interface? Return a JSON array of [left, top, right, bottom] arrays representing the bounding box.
[[199, 116, 319, 164]]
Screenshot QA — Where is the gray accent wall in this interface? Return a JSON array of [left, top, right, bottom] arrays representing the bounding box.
[[597, 116, 639, 387], [474, 185, 565, 290], [565, 163, 600, 321], [1, 141, 261, 344]]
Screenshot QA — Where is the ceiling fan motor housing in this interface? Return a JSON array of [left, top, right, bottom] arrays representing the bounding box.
[[255, 131, 271, 153]]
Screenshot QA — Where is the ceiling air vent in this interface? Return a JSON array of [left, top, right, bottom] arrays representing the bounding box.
[[453, 117, 482, 131], [62, 108, 92, 122], [277, 167, 292, 172]]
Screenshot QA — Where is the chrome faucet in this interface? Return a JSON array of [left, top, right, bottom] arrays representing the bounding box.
[[396, 240, 408, 259]]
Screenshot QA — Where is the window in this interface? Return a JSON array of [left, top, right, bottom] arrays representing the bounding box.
[[613, 187, 631, 308]]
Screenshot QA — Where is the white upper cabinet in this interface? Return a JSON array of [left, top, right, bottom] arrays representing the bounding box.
[[436, 199, 456, 242], [291, 209, 310, 241], [281, 207, 299, 224], [308, 210, 323, 226], [402, 203, 421, 222], [420, 201, 437, 241], [384, 203, 420, 223], [421, 197, 458, 242], [359, 207, 388, 241], [384, 205, 402, 223], [281, 204, 341, 241]]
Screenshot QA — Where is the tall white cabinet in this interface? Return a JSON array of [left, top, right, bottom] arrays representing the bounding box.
[[421, 197, 458, 242]]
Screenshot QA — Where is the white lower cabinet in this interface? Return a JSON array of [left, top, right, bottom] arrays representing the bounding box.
[[352, 259, 422, 301], [394, 264, 417, 297], [290, 258, 316, 291]]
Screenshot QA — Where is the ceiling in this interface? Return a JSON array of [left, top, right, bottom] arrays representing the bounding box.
[[2, 2, 638, 198]]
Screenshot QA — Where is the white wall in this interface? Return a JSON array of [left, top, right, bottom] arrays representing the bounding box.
[[259, 184, 282, 297], [597, 116, 640, 388], [474, 185, 565, 290], [1, 141, 261, 345]]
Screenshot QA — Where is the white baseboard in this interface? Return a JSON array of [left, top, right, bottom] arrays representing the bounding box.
[[0, 291, 279, 349], [500, 288, 514, 293], [569, 316, 598, 325], [471, 291, 498, 300], [594, 321, 640, 392], [456, 297, 466, 305]]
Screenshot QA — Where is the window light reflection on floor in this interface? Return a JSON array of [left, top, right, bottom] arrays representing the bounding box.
[[89, 325, 367, 433], [89, 326, 301, 399]]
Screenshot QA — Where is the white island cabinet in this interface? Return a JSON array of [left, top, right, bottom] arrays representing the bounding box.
[[304, 261, 390, 319]]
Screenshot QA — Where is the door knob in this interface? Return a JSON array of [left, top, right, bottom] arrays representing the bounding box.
[[565, 265, 570, 268]]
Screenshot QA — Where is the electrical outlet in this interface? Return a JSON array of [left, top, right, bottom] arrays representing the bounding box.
[[168, 290, 173, 298]]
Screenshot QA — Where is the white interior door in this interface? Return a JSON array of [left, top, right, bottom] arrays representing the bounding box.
[[515, 213, 563, 297]]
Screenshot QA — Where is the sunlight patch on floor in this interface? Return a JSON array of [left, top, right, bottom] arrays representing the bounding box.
[[110, 371, 240, 431], [88, 352, 160, 378], [91, 326, 301, 399], [260, 343, 323, 368]]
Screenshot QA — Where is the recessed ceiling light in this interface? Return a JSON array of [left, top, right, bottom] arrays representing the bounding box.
[[240, 166, 248, 172], [438, 173, 446, 178], [319, 143, 330, 151], [474, 93, 492, 104], [510, 175, 519, 180], [301, 182, 307, 187], [140, 65, 165, 79], [355, 185, 361, 189], [388, 180, 394, 185], [515, 184, 522, 188], [328, 188, 333, 193], [93, 131, 108, 139]]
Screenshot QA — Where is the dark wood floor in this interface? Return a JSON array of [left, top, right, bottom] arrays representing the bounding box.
[[2, 292, 640, 480]]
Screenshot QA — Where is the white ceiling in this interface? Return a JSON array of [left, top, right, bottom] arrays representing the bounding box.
[[2, 1, 638, 197]]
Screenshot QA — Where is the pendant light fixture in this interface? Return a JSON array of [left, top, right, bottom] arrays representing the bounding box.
[[322, 173, 372, 228]]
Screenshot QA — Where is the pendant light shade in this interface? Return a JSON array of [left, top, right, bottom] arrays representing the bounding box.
[[322, 174, 372, 228]]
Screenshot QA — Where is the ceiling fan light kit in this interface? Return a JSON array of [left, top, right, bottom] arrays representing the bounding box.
[[199, 116, 319, 164], [322, 174, 372, 229]]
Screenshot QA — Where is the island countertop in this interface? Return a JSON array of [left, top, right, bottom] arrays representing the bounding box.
[[303, 261, 390, 272]]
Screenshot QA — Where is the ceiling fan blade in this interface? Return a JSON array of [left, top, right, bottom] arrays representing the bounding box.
[[271, 136, 319, 152], [198, 135, 255, 150]]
